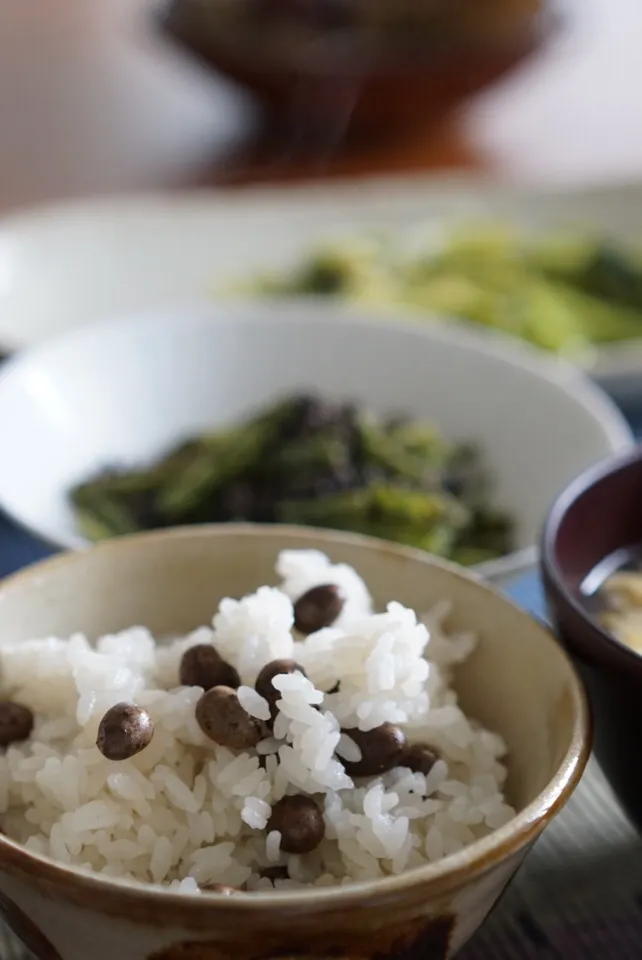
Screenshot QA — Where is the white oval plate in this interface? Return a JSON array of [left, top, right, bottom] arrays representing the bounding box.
[[2, 176, 642, 376]]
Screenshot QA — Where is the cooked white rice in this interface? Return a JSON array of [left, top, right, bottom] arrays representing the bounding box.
[[0, 549, 514, 893]]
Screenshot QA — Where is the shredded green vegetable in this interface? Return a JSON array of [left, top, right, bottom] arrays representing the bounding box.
[[250, 225, 642, 354]]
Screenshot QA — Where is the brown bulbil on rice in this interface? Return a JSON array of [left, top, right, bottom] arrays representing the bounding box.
[[195, 685, 265, 750], [267, 794, 325, 854], [200, 883, 244, 895], [341, 723, 407, 777], [255, 658, 307, 722], [403, 743, 440, 776], [293, 583, 345, 634], [179, 644, 240, 691], [96, 703, 154, 761], [0, 702, 34, 747]]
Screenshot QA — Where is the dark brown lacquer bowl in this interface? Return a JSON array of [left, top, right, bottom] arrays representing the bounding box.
[[156, 0, 556, 139], [541, 445, 642, 830]]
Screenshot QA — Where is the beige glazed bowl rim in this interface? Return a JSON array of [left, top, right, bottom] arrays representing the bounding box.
[[0, 525, 590, 925]]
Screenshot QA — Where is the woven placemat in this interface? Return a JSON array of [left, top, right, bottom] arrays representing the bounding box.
[[462, 757, 642, 958], [0, 755, 639, 959]]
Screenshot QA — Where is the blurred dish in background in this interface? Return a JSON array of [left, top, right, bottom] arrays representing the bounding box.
[[157, 0, 554, 137], [248, 224, 642, 358], [3, 180, 642, 387]]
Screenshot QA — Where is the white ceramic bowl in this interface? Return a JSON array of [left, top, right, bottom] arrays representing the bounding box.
[[0, 301, 631, 581]]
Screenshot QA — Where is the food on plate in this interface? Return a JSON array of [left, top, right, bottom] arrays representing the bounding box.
[[250, 225, 642, 355], [597, 569, 642, 653], [70, 394, 513, 566], [0, 549, 515, 891]]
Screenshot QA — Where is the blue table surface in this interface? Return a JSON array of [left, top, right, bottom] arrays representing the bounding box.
[[0, 385, 640, 616]]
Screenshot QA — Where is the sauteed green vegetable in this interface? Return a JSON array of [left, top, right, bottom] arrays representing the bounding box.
[[70, 395, 513, 565]]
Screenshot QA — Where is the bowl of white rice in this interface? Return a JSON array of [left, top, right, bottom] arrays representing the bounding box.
[[0, 524, 588, 960]]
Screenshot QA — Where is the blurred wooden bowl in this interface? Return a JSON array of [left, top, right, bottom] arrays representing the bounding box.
[[157, 0, 556, 140]]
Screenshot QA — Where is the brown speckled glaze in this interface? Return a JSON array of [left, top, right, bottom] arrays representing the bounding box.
[[0, 889, 63, 960], [0, 526, 589, 960], [149, 913, 454, 960], [542, 446, 642, 831], [371, 914, 455, 960]]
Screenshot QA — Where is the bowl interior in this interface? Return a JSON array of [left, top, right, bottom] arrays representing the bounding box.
[[544, 449, 642, 595], [0, 302, 630, 553], [0, 525, 586, 817]]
